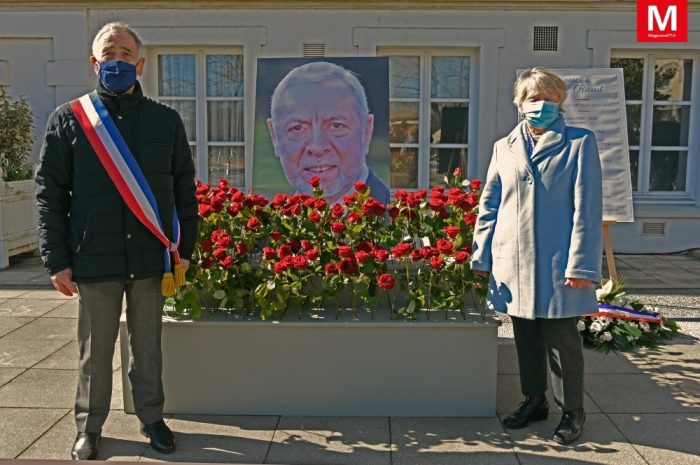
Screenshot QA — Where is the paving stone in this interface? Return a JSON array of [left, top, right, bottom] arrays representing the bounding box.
[[267, 416, 391, 465], [17, 410, 76, 460], [5, 317, 77, 341], [583, 348, 650, 374], [607, 413, 700, 465], [36, 341, 120, 373], [140, 415, 278, 463], [498, 344, 519, 374], [19, 290, 78, 301], [0, 337, 67, 368], [0, 367, 24, 387], [43, 301, 79, 319], [111, 368, 124, 411], [0, 407, 69, 458], [0, 316, 35, 337], [507, 413, 647, 465], [498, 374, 601, 414], [0, 299, 67, 318], [0, 290, 28, 298], [0, 369, 76, 408], [585, 373, 699, 413], [391, 417, 518, 465]]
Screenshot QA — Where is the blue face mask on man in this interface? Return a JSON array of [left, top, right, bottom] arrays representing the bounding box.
[[98, 60, 137, 94], [521, 100, 560, 129]]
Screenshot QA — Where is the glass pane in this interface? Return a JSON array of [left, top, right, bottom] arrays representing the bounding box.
[[431, 56, 469, 99], [389, 102, 420, 144], [206, 55, 244, 97], [430, 148, 467, 186], [160, 99, 196, 142], [389, 147, 418, 189], [652, 105, 690, 146], [626, 104, 642, 146], [158, 54, 195, 97], [649, 150, 687, 191], [389, 56, 420, 99], [207, 101, 244, 142], [655, 59, 693, 101], [610, 58, 644, 100], [431, 103, 468, 144], [629, 149, 638, 191], [208, 146, 244, 187]]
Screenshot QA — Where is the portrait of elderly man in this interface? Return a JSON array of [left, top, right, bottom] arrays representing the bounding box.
[[265, 61, 390, 205]]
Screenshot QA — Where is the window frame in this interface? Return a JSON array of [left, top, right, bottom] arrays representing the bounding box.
[[379, 47, 478, 190], [611, 50, 699, 204], [144, 46, 245, 187]]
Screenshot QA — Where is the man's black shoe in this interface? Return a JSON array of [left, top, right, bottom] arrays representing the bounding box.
[[140, 420, 175, 454], [553, 408, 585, 445], [502, 398, 549, 429], [71, 432, 100, 460]]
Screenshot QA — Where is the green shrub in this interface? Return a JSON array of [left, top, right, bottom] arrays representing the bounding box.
[[0, 87, 35, 181]]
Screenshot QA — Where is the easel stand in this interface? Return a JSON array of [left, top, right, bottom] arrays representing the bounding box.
[[603, 220, 618, 283]]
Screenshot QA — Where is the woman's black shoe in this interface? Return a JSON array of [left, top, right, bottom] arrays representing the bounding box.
[[502, 398, 549, 429], [553, 408, 585, 445]]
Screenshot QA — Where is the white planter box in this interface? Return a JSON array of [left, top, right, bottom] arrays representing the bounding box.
[[120, 310, 501, 417], [0, 179, 39, 268]]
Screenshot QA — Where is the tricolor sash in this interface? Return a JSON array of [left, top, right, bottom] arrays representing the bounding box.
[[587, 303, 663, 324], [70, 91, 184, 296]]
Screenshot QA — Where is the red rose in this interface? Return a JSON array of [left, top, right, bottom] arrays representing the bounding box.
[[453, 167, 462, 177], [410, 249, 422, 262], [304, 197, 316, 208], [309, 175, 320, 188], [196, 183, 210, 196], [394, 189, 409, 202], [357, 241, 374, 253], [347, 212, 361, 224], [392, 243, 413, 258], [444, 226, 459, 238], [288, 239, 301, 252], [354, 181, 367, 192], [226, 204, 240, 216], [373, 248, 389, 262], [355, 251, 371, 264], [293, 255, 309, 269], [429, 198, 446, 211], [338, 245, 353, 258], [199, 239, 213, 252], [198, 204, 213, 217], [210, 199, 224, 213], [305, 249, 319, 261], [200, 256, 215, 269], [231, 190, 244, 202], [270, 230, 282, 241], [325, 263, 339, 275], [437, 239, 454, 255], [219, 255, 234, 269], [216, 234, 233, 248], [429, 255, 444, 270], [331, 221, 346, 234], [212, 247, 228, 260], [377, 273, 395, 291], [278, 245, 292, 258], [309, 211, 321, 223], [339, 257, 359, 274], [331, 204, 345, 219], [236, 243, 248, 255], [470, 179, 481, 190], [420, 247, 433, 259], [262, 247, 276, 260], [464, 212, 477, 225], [300, 240, 313, 251], [454, 251, 469, 264], [389, 207, 400, 219], [273, 261, 288, 274], [246, 217, 260, 230], [314, 199, 327, 211], [218, 179, 229, 189]]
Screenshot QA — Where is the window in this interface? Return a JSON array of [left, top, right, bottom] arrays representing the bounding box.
[[380, 50, 474, 189], [154, 50, 244, 187], [611, 53, 696, 200]]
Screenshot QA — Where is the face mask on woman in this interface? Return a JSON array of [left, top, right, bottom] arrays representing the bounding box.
[[98, 60, 137, 94], [521, 100, 559, 129]]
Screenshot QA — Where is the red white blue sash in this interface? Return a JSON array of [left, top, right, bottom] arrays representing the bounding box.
[[588, 304, 663, 324], [69, 92, 182, 282]]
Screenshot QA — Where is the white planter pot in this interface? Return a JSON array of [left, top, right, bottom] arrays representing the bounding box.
[[120, 310, 501, 417], [0, 179, 39, 268]]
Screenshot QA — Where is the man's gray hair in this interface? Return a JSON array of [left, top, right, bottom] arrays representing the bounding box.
[[270, 61, 370, 120], [91, 21, 143, 58]]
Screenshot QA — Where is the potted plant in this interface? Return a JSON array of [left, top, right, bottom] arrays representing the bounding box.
[[0, 87, 38, 268]]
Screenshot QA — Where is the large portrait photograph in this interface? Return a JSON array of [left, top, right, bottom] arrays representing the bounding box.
[[253, 57, 390, 204]]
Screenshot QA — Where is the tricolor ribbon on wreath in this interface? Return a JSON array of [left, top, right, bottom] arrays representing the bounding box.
[[70, 91, 184, 297], [587, 303, 664, 324]]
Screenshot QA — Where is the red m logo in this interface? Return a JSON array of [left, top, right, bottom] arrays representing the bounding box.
[[637, 0, 688, 42]]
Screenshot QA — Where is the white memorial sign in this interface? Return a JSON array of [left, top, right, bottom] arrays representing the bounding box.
[[551, 68, 635, 222]]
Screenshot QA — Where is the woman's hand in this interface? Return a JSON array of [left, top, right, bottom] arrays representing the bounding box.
[[473, 270, 490, 279], [564, 278, 592, 288]]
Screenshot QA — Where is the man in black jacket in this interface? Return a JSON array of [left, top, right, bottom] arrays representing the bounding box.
[[36, 21, 197, 460]]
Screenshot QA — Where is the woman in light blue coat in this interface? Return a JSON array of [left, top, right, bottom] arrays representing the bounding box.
[[471, 68, 603, 445]]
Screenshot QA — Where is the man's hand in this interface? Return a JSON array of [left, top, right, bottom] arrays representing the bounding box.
[[51, 268, 78, 296], [564, 278, 592, 288]]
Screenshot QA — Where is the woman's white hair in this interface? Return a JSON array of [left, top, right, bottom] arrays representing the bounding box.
[[513, 67, 568, 110]]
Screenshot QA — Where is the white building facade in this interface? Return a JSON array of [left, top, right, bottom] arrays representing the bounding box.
[[1, 0, 698, 253]]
